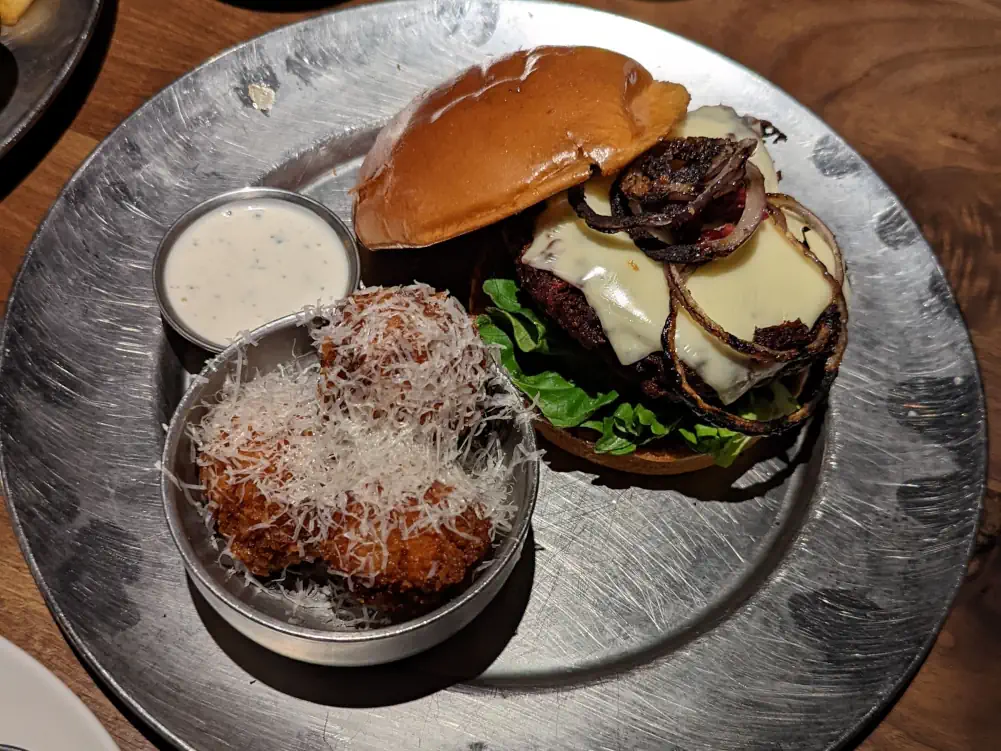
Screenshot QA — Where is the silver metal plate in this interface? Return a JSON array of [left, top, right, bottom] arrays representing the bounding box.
[[0, 2, 984, 750], [0, 0, 103, 157]]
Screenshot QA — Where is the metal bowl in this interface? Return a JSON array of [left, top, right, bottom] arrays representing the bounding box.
[[160, 314, 539, 666], [152, 187, 361, 353]]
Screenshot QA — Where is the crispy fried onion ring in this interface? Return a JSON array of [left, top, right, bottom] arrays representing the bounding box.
[[568, 137, 768, 264], [662, 197, 849, 434]]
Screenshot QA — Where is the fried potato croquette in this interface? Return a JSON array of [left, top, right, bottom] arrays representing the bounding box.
[[317, 482, 492, 594], [189, 284, 525, 623], [204, 451, 491, 593], [201, 457, 304, 577]]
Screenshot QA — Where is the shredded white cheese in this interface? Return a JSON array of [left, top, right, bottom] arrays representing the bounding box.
[[186, 284, 531, 628]]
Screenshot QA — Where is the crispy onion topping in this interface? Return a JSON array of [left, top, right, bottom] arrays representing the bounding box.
[[644, 163, 767, 264], [568, 136, 768, 264], [560, 133, 849, 436], [663, 304, 846, 435], [741, 114, 788, 145]]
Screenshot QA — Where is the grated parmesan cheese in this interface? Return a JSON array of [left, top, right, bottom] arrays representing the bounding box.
[[186, 284, 532, 629]]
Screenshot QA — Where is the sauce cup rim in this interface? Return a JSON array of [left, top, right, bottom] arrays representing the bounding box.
[[152, 186, 362, 354]]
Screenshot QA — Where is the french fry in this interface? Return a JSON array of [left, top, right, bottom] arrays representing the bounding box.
[[0, 0, 36, 27]]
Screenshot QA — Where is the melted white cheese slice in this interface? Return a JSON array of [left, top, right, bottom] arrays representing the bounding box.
[[674, 105, 781, 193], [521, 108, 842, 405], [673, 312, 781, 405], [783, 208, 844, 290], [684, 217, 833, 341], [782, 206, 851, 307], [523, 178, 669, 366], [677, 215, 836, 402]]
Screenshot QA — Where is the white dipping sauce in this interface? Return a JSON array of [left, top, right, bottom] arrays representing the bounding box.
[[162, 198, 353, 347]]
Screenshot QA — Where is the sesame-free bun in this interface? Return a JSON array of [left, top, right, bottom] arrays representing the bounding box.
[[353, 46, 690, 250]]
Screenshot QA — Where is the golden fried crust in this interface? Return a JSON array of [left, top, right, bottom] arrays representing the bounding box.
[[319, 287, 448, 376], [201, 460, 304, 577], [318, 287, 483, 425], [316, 482, 492, 594], [204, 454, 493, 593]]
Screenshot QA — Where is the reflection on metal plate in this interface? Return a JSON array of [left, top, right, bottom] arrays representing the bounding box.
[[0, 2, 984, 750]]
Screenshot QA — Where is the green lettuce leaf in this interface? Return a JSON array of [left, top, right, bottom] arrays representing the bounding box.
[[581, 402, 676, 455], [677, 425, 752, 469], [476, 278, 798, 465], [581, 416, 638, 455], [482, 278, 549, 353], [677, 382, 799, 468], [476, 315, 617, 427]]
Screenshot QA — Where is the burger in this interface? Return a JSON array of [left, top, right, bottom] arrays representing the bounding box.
[[352, 46, 848, 475]]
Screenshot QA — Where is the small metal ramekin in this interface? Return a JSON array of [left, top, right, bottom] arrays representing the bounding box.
[[152, 187, 361, 353], [161, 315, 539, 666]]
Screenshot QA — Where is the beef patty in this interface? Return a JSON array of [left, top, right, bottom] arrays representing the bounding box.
[[513, 258, 678, 402]]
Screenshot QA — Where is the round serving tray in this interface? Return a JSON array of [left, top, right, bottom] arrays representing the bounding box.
[[0, 2, 984, 749]]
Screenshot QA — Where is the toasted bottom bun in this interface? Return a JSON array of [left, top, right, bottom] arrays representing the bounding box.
[[534, 420, 739, 475]]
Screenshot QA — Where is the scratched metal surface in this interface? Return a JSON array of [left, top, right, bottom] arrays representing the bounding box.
[[0, 0, 103, 157], [0, 2, 985, 750]]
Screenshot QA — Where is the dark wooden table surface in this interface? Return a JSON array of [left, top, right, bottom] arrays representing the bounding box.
[[1, 0, 999, 748]]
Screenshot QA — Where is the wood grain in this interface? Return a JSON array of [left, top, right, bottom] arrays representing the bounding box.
[[1, 0, 999, 749]]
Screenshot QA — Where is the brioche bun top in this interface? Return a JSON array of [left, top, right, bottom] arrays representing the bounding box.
[[353, 46, 690, 249]]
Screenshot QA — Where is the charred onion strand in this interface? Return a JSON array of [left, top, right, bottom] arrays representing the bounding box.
[[660, 198, 849, 433], [643, 163, 767, 264], [665, 204, 844, 363], [568, 137, 768, 264], [663, 300, 846, 435], [742, 115, 788, 144], [619, 137, 757, 211], [567, 183, 689, 232], [768, 193, 846, 285]]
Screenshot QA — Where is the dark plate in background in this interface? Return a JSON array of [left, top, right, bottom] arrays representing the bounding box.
[[0, 0, 103, 157]]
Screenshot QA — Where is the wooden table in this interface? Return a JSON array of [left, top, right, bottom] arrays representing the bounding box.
[[1, 0, 999, 748]]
